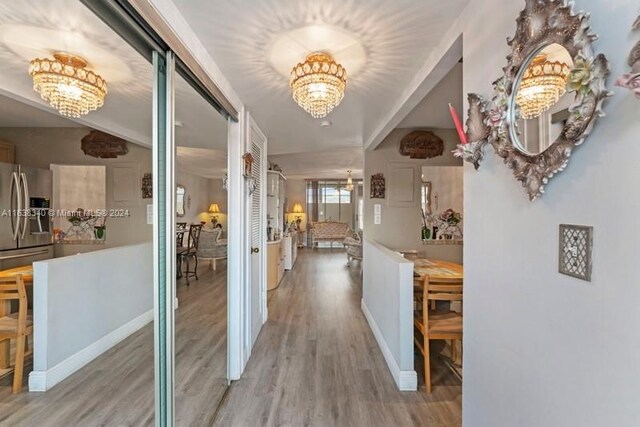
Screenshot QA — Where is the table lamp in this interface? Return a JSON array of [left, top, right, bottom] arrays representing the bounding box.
[[208, 203, 221, 226], [291, 203, 304, 229]]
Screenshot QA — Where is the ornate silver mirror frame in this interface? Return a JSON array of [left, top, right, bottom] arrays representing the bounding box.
[[457, 0, 612, 201]]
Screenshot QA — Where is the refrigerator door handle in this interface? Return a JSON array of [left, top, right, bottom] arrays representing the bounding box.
[[11, 172, 21, 241], [20, 172, 29, 239], [0, 248, 50, 260]]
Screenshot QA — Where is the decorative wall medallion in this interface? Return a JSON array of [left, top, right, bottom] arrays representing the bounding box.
[[615, 15, 640, 98], [492, 0, 612, 201], [398, 130, 444, 159], [242, 152, 254, 178], [141, 173, 152, 199], [370, 173, 386, 199], [81, 130, 128, 159]]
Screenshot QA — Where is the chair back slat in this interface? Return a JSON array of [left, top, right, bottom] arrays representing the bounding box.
[[187, 224, 203, 251]]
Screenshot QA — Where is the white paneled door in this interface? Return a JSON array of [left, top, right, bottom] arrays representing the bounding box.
[[249, 118, 267, 348]]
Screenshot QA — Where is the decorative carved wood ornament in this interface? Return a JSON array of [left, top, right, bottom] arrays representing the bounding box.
[[81, 130, 128, 159], [398, 131, 444, 159]]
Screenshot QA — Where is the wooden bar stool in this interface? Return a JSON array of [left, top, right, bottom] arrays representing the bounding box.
[[0, 275, 33, 393]]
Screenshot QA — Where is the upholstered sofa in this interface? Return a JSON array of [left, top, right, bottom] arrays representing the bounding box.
[[343, 230, 363, 266], [310, 221, 350, 247], [196, 228, 227, 270]]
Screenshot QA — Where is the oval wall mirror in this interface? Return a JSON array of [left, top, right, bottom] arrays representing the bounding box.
[[176, 185, 186, 217]]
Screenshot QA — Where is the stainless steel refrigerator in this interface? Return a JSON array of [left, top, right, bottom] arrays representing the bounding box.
[[0, 161, 54, 270]]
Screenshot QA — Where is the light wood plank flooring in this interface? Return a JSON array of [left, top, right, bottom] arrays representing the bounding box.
[[0, 261, 227, 426], [214, 249, 461, 426]]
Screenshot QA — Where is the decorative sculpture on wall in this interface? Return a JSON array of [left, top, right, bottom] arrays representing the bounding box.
[[370, 173, 386, 198], [455, 0, 611, 201], [398, 130, 444, 159], [141, 173, 152, 199], [81, 130, 128, 159], [615, 15, 640, 98]]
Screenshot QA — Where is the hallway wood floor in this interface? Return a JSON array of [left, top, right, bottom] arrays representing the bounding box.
[[0, 262, 227, 426], [215, 249, 462, 426]]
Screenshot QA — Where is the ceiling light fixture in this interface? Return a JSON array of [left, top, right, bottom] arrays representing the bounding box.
[[29, 52, 107, 118], [515, 54, 570, 119], [345, 170, 354, 192], [290, 52, 346, 119]]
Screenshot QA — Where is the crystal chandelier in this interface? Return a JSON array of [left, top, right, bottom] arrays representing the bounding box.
[[290, 52, 346, 118], [515, 54, 570, 119], [345, 170, 354, 191], [29, 52, 107, 118]]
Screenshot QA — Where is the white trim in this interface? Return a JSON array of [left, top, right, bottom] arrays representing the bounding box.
[[361, 299, 417, 391], [28, 310, 153, 392], [227, 110, 246, 380]]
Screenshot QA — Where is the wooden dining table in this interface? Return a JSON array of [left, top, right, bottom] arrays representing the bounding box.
[[0, 264, 34, 372], [412, 258, 464, 376], [413, 258, 463, 282]]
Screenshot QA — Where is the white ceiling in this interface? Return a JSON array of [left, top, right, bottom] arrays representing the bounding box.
[[0, 0, 228, 177], [172, 0, 470, 156], [398, 62, 463, 129], [268, 147, 364, 180]]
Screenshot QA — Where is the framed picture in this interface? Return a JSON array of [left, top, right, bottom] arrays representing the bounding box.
[[141, 172, 152, 199], [370, 173, 385, 198]]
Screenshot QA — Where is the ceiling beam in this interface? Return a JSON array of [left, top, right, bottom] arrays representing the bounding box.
[[364, 31, 463, 151]]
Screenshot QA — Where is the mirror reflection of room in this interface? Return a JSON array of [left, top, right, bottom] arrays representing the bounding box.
[[174, 70, 230, 419], [513, 43, 575, 154]]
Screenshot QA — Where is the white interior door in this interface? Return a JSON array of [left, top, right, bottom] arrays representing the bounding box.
[[249, 119, 266, 347]]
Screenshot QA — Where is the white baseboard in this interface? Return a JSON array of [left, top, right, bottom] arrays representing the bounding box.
[[29, 309, 154, 392], [361, 299, 417, 391]]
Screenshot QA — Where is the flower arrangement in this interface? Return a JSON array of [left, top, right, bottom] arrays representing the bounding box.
[[439, 208, 462, 226]]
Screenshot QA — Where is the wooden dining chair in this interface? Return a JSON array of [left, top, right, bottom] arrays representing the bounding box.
[[0, 275, 33, 393], [414, 275, 463, 393]]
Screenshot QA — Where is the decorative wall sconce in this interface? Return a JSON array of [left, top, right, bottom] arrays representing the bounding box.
[[615, 15, 640, 98], [242, 152, 253, 178]]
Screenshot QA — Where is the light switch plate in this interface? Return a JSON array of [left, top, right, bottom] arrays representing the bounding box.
[[559, 224, 593, 281]]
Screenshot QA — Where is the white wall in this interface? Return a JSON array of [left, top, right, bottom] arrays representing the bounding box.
[[361, 238, 416, 391], [30, 243, 153, 391], [460, 1, 640, 426]]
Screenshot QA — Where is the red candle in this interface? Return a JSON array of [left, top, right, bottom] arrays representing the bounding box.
[[449, 103, 468, 145]]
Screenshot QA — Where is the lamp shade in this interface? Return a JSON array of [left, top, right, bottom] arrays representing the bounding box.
[[292, 203, 304, 214], [208, 203, 221, 214]]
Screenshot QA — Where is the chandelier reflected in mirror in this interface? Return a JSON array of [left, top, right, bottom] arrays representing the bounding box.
[[29, 52, 107, 118], [515, 54, 570, 119], [290, 52, 346, 118]]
